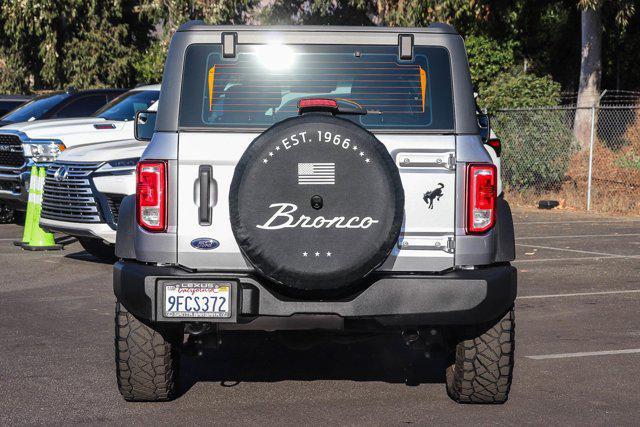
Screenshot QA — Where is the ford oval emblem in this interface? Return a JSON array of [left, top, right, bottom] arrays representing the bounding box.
[[190, 238, 220, 250]]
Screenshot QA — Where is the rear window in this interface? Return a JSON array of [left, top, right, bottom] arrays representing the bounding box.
[[179, 44, 454, 131]]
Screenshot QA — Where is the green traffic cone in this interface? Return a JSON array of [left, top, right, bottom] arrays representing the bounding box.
[[23, 166, 61, 251], [14, 165, 38, 246]]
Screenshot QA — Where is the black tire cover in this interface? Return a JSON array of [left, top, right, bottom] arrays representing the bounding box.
[[230, 114, 404, 291]]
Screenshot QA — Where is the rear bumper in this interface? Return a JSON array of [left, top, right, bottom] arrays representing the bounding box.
[[114, 261, 517, 328], [40, 217, 117, 243]]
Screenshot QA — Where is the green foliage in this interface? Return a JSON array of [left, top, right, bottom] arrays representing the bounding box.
[[259, 0, 373, 25], [369, 0, 494, 31], [0, 0, 635, 103], [141, 0, 256, 31], [62, 2, 145, 89], [0, 0, 255, 93], [135, 42, 168, 84], [481, 70, 561, 111], [464, 33, 560, 111], [135, 0, 257, 84], [0, 49, 30, 93], [464, 34, 517, 93], [615, 151, 640, 170], [0, 0, 154, 92], [493, 110, 577, 191]]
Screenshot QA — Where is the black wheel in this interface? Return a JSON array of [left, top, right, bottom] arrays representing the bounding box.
[[78, 237, 116, 261], [0, 202, 14, 224], [446, 307, 515, 404], [115, 303, 181, 402]]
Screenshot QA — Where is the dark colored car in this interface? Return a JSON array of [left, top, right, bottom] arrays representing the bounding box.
[[0, 95, 34, 117], [0, 88, 126, 127]]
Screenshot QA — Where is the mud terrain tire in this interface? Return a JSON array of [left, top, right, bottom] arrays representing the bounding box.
[[115, 303, 181, 402], [446, 307, 515, 404]]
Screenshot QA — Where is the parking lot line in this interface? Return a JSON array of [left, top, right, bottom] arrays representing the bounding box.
[[513, 219, 640, 225], [526, 348, 640, 360], [514, 255, 639, 263], [516, 243, 636, 258], [517, 233, 640, 240], [518, 289, 640, 299], [0, 252, 64, 258]]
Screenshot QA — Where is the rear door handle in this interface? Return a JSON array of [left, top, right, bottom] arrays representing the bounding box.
[[198, 165, 212, 225]]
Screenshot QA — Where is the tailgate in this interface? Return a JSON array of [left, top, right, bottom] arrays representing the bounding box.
[[176, 133, 455, 273]]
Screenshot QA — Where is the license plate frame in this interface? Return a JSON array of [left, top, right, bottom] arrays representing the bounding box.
[[160, 280, 236, 320]]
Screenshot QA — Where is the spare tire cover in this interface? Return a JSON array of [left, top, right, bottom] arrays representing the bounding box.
[[230, 114, 404, 291]]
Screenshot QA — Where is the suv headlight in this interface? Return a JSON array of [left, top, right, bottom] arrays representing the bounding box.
[[23, 141, 66, 163]]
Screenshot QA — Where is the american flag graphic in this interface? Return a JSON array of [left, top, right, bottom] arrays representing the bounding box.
[[297, 162, 335, 185]]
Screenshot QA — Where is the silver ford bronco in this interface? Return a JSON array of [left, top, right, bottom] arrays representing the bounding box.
[[114, 22, 516, 404]]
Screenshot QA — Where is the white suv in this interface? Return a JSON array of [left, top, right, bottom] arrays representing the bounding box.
[[39, 104, 157, 260]]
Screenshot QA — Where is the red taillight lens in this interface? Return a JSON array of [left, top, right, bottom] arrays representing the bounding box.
[[467, 164, 497, 234], [485, 138, 501, 157], [136, 161, 166, 232]]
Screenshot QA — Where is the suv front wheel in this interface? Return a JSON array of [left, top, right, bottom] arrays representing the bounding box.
[[446, 307, 515, 404], [115, 303, 181, 401]]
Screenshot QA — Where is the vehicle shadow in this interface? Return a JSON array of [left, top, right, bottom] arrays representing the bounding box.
[[64, 250, 116, 265], [176, 331, 448, 398], [56, 235, 77, 246]]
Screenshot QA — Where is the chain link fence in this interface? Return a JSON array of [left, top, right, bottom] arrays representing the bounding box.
[[492, 106, 640, 214]]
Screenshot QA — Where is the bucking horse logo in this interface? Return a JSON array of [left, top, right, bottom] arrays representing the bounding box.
[[423, 183, 445, 209]]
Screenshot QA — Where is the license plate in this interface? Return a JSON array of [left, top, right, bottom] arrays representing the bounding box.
[[163, 282, 232, 318]]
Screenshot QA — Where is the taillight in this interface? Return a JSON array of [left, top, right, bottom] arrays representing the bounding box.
[[136, 161, 166, 232], [467, 164, 497, 234], [485, 138, 501, 157]]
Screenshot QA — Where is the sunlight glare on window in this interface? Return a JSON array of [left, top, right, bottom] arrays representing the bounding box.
[[255, 44, 296, 71]]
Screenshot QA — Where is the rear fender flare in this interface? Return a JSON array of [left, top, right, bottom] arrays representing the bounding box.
[[115, 195, 136, 260], [494, 196, 515, 262]]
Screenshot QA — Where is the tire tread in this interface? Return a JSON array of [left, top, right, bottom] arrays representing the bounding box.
[[446, 308, 515, 404], [114, 303, 179, 401]]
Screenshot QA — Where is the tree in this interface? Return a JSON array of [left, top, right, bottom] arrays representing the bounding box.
[[259, 0, 373, 25], [0, 0, 154, 92], [573, 1, 602, 148], [136, 0, 257, 83], [62, 1, 156, 88], [464, 35, 517, 93], [574, 0, 636, 148], [258, 0, 508, 28], [482, 70, 561, 110]]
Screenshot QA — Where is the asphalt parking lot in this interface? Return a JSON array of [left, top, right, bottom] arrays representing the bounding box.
[[1, 207, 639, 425]]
